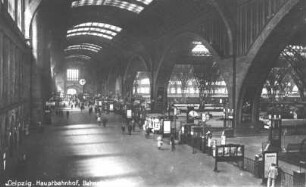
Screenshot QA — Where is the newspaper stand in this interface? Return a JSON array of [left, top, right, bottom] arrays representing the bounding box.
[[181, 124, 193, 145], [213, 144, 244, 172], [268, 115, 282, 150]]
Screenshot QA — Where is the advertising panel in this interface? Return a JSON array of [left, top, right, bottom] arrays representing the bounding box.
[[263, 152, 278, 178]]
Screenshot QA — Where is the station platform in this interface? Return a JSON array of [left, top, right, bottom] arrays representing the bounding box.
[[4, 108, 305, 187]]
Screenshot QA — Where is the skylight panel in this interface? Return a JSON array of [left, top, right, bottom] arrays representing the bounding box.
[[67, 22, 121, 40], [135, 0, 153, 5], [71, 0, 148, 14], [191, 41, 211, 56], [65, 54, 92, 60], [65, 43, 102, 53], [104, 0, 143, 14]]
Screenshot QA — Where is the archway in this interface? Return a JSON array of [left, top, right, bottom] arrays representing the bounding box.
[[238, 1, 306, 127], [154, 32, 225, 112]]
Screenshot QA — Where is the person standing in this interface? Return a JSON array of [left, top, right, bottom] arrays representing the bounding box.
[[267, 163, 278, 187], [102, 116, 107, 127]]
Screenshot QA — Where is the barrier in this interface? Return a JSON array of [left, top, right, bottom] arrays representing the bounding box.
[[213, 144, 244, 171]]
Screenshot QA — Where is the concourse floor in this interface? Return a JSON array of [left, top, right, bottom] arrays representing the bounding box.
[[7, 109, 262, 187]]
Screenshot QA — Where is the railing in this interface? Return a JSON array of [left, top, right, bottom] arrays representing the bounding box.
[[280, 170, 293, 187], [180, 134, 303, 186], [243, 157, 256, 175], [235, 157, 295, 187]]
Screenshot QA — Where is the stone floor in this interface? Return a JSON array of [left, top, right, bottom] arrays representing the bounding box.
[[6, 109, 263, 187]]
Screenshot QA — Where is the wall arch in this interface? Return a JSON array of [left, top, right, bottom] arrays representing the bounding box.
[[123, 55, 148, 99], [66, 85, 82, 95]]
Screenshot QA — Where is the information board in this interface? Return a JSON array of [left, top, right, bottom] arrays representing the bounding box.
[[163, 120, 171, 134], [127, 110, 132, 119], [109, 104, 114, 111]]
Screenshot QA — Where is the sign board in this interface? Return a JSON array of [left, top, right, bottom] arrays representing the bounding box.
[[154, 121, 160, 131], [163, 120, 171, 134], [263, 152, 278, 179], [127, 110, 132, 119], [221, 135, 226, 145], [173, 104, 200, 110], [109, 104, 114, 111], [174, 107, 177, 115]]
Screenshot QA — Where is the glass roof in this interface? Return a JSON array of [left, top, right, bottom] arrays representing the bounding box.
[[191, 41, 211, 56], [65, 43, 102, 53], [67, 22, 122, 40], [282, 45, 306, 58], [65, 54, 92, 60], [71, 0, 153, 14]]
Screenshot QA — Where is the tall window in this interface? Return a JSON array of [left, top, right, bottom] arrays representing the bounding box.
[[17, 0, 23, 30], [8, 0, 15, 20], [67, 69, 79, 81]]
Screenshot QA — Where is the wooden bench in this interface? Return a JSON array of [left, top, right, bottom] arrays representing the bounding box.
[[287, 143, 306, 153]]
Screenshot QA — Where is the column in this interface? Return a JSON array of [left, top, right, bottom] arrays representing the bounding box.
[[0, 32, 3, 108]]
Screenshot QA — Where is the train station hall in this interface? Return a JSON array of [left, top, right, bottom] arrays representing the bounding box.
[[0, 0, 306, 186]]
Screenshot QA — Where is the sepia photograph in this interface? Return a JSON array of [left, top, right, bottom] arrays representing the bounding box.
[[0, 0, 306, 186]]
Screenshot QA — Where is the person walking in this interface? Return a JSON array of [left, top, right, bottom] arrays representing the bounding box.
[[267, 163, 278, 187], [102, 116, 108, 127], [89, 107, 92, 115], [128, 124, 132, 135], [157, 135, 163, 150], [97, 116, 101, 126], [132, 119, 136, 131], [121, 124, 125, 134], [170, 134, 175, 151]]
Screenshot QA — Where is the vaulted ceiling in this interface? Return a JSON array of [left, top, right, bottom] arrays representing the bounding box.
[[38, 0, 219, 72]]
